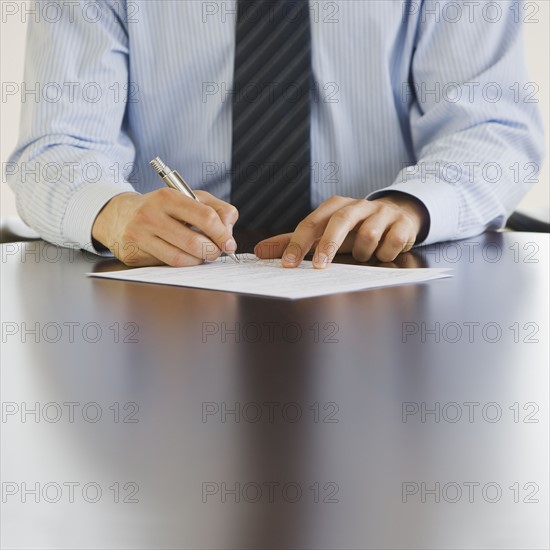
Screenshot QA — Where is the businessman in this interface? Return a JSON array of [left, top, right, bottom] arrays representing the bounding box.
[[7, 0, 544, 268]]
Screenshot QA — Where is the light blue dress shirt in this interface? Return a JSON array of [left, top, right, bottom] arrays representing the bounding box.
[[6, 0, 545, 252]]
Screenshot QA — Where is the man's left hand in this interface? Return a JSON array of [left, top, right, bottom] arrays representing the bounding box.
[[254, 193, 429, 268]]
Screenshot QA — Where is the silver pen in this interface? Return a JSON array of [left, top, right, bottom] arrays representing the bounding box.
[[150, 157, 239, 264]]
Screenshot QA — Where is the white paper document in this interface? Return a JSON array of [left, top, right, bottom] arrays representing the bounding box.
[[88, 254, 451, 299]]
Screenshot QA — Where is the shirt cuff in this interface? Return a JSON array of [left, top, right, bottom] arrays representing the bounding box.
[[62, 181, 136, 255], [366, 172, 461, 246]]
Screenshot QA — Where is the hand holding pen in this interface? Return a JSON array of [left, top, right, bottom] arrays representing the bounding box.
[[91, 160, 238, 267], [150, 157, 239, 263]]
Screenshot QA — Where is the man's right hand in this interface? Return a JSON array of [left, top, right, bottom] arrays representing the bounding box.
[[91, 188, 238, 267]]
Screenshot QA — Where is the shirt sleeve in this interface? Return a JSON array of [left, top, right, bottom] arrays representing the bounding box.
[[5, 0, 136, 254], [367, 0, 545, 245]]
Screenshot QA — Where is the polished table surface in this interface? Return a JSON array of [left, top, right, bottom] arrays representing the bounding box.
[[1, 232, 548, 549]]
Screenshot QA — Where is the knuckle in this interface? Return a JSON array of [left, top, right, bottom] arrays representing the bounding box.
[[296, 217, 318, 231], [134, 205, 152, 225], [194, 190, 210, 200], [372, 200, 389, 213], [333, 208, 355, 224], [226, 204, 239, 221], [157, 187, 173, 200], [186, 232, 206, 253], [354, 198, 368, 208], [359, 226, 381, 242], [402, 240, 415, 252], [323, 195, 342, 207], [386, 231, 408, 249], [202, 207, 219, 226]]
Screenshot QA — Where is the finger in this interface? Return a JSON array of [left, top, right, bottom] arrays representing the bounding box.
[[255, 233, 354, 260], [141, 236, 204, 267], [114, 234, 202, 268], [195, 191, 239, 230], [312, 201, 374, 269], [154, 215, 226, 262], [352, 210, 397, 262], [163, 190, 236, 255], [282, 196, 354, 268], [109, 239, 158, 267], [254, 233, 293, 259], [375, 219, 416, 263], [120, 250, 163, 267]]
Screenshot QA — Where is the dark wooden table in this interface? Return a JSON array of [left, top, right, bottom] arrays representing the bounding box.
[[1, 232, 548, 549]]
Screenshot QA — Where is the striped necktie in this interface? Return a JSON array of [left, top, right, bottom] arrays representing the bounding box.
[[231, 0, 312, 233]]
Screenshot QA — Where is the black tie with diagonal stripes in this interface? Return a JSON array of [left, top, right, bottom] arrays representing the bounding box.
[[231, 0, 312, 233]]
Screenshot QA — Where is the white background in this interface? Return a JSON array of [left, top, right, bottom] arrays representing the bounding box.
[[1, 0, 548, 221]]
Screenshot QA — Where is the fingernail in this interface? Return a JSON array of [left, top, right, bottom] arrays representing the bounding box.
[[225, 238, 237, 252], [227, 223, 233, 236], [284, 252, 297, 263]]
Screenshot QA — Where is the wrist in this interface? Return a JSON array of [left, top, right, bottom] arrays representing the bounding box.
[[92, 192, 139, 248]]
